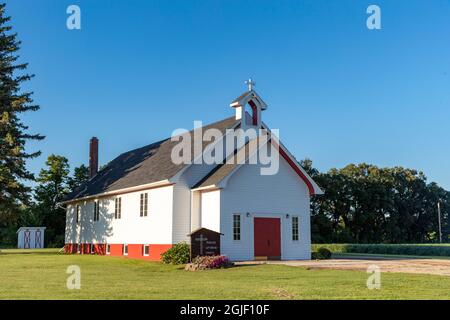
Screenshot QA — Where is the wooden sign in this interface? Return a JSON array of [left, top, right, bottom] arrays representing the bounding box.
[[189, 228, 222, 258]]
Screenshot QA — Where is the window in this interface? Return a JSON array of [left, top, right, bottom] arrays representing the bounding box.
[[106, 244, 111, 255], [140, 193, 148, 217], [123, 244, 128, 256], [115, 197, 122, 219], [93, 201, 100, 221], [233, 214, 241, 241], [143, 244, 150, 256], [76, 205, 81, 223], [90, 243, 95, 254], [292, 216, 299, 241]]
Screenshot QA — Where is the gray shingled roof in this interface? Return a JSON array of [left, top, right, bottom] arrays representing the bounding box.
[[193, 139, 259, 189], [65, 116, 238, 202]]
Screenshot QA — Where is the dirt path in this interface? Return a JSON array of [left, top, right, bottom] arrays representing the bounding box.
[[237, 258, 450, 276]]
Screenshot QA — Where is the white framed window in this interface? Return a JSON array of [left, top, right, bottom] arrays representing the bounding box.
[[233, 214, 241, 241], [114, 197, 122, 219], [292, 216, 299, 241], [90, 243, 95, 254], [123, 244, 128, 256], [143, 244, 150, 256], [140, 193, 148, 217], [76, 205, 81, 223], [106, 244, 111, 255], [93, 201, 100, 221]]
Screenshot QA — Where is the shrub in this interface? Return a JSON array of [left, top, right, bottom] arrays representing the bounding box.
[[185, 255, 234, 271], [311, 247, 332, 260], [317, 247, 332, 259], [161, 242, 190, 264]]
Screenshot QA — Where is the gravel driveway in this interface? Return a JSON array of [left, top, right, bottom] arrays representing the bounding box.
[[236, 258, 450, 276]]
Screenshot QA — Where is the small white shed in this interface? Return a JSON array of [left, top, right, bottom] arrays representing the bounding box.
[[17, 227, 46, 249]]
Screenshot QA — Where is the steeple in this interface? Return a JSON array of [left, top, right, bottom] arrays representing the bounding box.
[[230, 79, 268, 130]]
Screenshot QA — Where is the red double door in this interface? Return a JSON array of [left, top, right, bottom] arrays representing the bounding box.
[[254, 217, 281, 260]]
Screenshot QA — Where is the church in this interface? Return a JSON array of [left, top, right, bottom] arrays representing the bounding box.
[[63, 81, 323, 261]]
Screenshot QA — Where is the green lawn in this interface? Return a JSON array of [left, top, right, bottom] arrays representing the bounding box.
[[1, 249, 450, 299]]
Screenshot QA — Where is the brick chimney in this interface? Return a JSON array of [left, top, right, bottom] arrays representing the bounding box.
[[89, 137, 99, 178]]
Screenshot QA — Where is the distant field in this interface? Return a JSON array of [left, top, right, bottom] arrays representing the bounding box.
[[312, 244, 450, 257], [1, 249, 450, 299]]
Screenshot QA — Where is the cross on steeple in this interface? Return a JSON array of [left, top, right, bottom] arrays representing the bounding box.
[[245, 78, 255, 91]]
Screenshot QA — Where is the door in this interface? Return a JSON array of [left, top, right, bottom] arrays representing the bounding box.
[[254, 217, 281, 260]]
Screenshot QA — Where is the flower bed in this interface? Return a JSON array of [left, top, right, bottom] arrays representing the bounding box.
[[185, 255, 234, 271]]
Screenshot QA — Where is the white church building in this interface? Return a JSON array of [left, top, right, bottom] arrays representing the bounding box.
[[63, 82, 323, 261]]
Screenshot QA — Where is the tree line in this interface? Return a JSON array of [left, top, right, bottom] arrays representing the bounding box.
[[301, 159, 450, 244]]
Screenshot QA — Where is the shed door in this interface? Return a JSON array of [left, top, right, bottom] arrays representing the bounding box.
[[254, 217, 281, 260]]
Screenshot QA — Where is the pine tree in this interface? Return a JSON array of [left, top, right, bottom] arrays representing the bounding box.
[[0, 3, 44, 225]]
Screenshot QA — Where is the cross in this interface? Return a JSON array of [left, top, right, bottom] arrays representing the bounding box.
[[195, 234, 208, 255], [245, 78, 255, 91]]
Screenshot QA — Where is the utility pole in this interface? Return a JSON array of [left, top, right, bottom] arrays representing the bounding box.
[[438, 202, 442, 244]]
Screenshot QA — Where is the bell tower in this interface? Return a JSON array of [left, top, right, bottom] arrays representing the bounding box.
[[230, 78, 268, 131]]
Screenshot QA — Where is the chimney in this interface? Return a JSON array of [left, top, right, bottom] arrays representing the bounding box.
[[89, 137, 99, 178]]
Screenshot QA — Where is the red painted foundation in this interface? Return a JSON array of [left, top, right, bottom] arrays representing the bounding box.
[[64, 243, 172, 261]]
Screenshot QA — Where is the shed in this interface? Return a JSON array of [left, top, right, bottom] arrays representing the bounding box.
[[17, 227, 46, 249]]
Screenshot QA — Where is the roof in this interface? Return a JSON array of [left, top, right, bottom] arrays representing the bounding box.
[[188, 227, 223, 236], [193, 131, 324, 195], [17, 227, 46, 233], [230, 90, 268, 110], [193, 139, 258, 189], [65, 116, 238, 202], [230, 91, 252, 105]]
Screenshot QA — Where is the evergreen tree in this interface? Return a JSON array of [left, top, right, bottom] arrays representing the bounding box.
[[0, 3, 44, 226]]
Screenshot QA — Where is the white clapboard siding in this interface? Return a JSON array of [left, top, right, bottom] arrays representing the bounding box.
[[65, 185, 174, 245], [201, 190, 221, 232], [219, 154, 311, 261]]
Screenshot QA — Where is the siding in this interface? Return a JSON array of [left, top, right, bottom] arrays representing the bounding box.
[[65, 205, 77, 243], [220, 154, 311, 261], [172, 181, 192, 244], [201, 190, 221, 232], [65, 185, 174, 245]]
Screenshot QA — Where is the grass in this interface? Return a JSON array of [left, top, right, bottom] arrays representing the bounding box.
[[1, 249, 450, 299], [0, 248, 61, 254]]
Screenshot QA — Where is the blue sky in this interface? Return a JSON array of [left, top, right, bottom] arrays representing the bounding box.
[[6, 0, 450, 189]]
